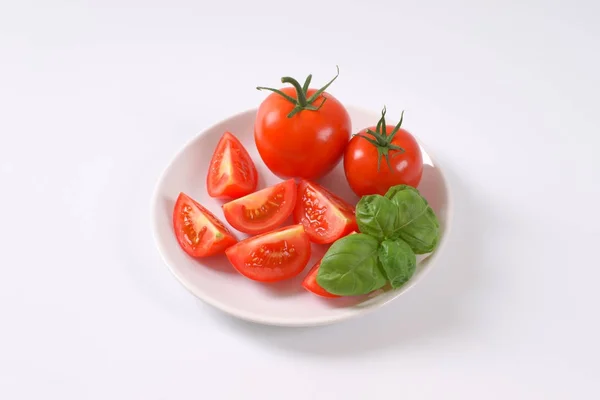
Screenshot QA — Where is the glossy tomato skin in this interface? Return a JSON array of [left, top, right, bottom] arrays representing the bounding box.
[[254, 88, 351, 180], [293, 180, 357, 244], [173, 192, 237, 257], [207, 132, 258, 199], [344, 126, 423, 196], [302, 261, 340, 298], [222, 179, 297, 235], [225, 224, 311, 282]]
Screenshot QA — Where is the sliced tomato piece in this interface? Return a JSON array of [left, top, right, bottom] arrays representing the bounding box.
[[222, 179, 297, 235], [302, 260, 340, 298], [173, 192, 237, 257], [293, 180, 358, 244], [225, 224, 311, 282], [207, 131, 258, 199]]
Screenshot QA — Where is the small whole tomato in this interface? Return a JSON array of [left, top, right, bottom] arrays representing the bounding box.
[[254, 67, 351, 180], [344, 107, 423, 196]]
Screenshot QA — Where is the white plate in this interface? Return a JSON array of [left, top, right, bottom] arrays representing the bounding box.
[[151, 106, 453, 327]]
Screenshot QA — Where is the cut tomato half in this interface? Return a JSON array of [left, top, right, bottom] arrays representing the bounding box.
[[293, 180, 358, 244], [222, 179, 297, 235], [302, 260, 340, 298], [225, 224, 311, 282], [207, 131, 258, 199], [173, 192, 237, 257]]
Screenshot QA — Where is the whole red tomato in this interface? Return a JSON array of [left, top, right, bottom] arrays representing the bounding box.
[[254, 67, 351, 180], [344, 108, 423, 196]]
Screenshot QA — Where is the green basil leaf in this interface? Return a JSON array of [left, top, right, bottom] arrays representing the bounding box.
[[356, 195, 400, 241], [316, 233, 387, 296], [378, 239, 416, 288], [384, 184, 419, 201], [386, 185, 440, 254]]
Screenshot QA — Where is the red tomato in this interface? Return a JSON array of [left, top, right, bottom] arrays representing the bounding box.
[[254, 68, 351, 180], [293, 180, 357, 244], [207, 131, 258, 199], [302, 261, 340, 298], [222, 179, 297, 235], [225, 224, 311, 282], [173, 192, 237, 257], [344, 108, 423, 196]]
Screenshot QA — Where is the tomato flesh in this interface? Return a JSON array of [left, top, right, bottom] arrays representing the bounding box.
[[225, 224, 311, 282], [173, 192, 237, 257], [344, 126, 423, 196], [222, 179, 297, 235], [207, 132, 258, 199], [302, 261, 340, 298], [293, 180, 357, 244]]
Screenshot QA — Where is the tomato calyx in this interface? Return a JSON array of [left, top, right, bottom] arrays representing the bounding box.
[[355, 106, 407, 172], [256, 66, 340, 118]]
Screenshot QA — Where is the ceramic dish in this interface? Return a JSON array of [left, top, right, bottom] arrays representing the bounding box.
[[151, 106, 452, 327]]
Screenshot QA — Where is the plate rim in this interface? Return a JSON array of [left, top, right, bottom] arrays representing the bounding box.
[[150, 105, 455, 327]]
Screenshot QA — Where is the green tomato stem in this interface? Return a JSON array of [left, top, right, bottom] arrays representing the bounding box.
[[281, 76, 308, 107], [356, 107, 407, 172], [256, 66, 340, 118], [302, 74, 313, 93]]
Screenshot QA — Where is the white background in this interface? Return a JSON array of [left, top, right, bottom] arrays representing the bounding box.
[[1, 0, 599, 398]]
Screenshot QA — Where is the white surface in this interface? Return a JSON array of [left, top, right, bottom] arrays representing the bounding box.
[[1, 0, 598, 398], [152, 107, 451, 326]]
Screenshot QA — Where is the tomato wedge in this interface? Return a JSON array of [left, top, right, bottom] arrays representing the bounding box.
[[293, 180, 357, 244], [207, 131, 258, 199], [173, 192, 237, 257], [225, 224, 311, 282], [222, 179, 297, 235], [302, 260, 340, 298]]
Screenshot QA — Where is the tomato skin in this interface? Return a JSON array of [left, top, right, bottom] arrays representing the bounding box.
[[344, 126, 423, 196], [254, 88, 351, 180], [225, 224, 311, 282], [293, 180, 357, 244], [173, 193, 237, 257], [207, 132, 258, 199], [302, 261, 340, 298], [222, 179, 297, 235]]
